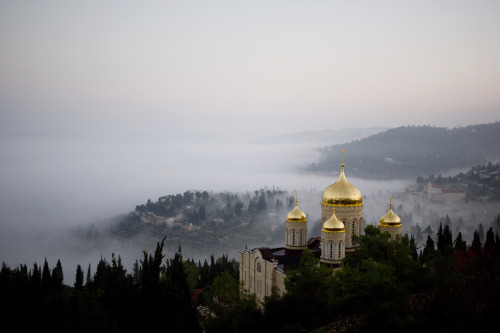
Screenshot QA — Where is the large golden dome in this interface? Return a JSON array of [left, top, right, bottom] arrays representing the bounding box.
[[380, 196, 401, 227], [286, 197, 307, 222], [322, 208, 345, 232], [322, 150, 362, 206]]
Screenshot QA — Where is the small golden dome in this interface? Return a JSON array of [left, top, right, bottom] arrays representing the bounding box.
[[380, 196, 401, 227], [322, 149, 362, 206], [322, 208, 345, 232], [286, 196, 307, 222]]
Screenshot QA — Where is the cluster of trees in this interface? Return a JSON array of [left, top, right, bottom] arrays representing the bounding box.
[[0, 237, 201, 332], [201, 226, 500, 332], [308, 122, 500, 179], [3, 224, 499, 332], [114, 187, 294, 239]]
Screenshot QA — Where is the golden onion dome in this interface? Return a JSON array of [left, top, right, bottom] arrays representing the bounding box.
[[322, 149, 362, 206], [322, 208, 345, 232], [286, 196, 307, 222], [380, 196, 401, 227]]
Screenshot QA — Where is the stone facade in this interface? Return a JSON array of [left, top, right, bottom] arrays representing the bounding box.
[[379, 224, 402, 241], [320, 230, 346, 265], [321, 204, 363, 250]]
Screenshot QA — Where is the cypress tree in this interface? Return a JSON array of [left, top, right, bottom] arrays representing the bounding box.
[[52, 259, 64, 291], [478, 223, 485, 244], [409, 235, 418, 260], [422, 235, 435, 263], [86, 263, 91, 286], [41, 258, 51, 292], [454, 232, 467, 252], [75, 265, 84, 291], [470, 230, 482, 252], [484, 227, 496, 255]]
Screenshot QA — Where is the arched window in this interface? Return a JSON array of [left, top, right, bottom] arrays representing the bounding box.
[[338, 242, 342, 258], [292, 229, 296, 245], [257, 262, 261, 272], [322, 241, 326, 258], [352, 221, 355, 235], [300, 229, 303, 245], [329, 242, 333, 259]]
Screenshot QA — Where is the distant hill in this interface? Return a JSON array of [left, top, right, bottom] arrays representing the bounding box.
[[258, 127, 388, 145], [306, 122, 500, 180]]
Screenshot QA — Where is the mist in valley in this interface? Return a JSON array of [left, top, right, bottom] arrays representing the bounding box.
[[3, 131, 497, 286], [2, 1, 500, 286]]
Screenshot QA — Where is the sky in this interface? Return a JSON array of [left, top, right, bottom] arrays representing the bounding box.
[[1, 1, 500, 278], [1, 1, 500, 224]]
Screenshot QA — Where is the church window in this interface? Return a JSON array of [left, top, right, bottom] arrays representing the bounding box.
[[292, 229, 296, 245], [352, 221, 355, 235], [300, 229, 303, 245], [329, 242, 333, 259], [257, 262, 261, 272], [338, 242, 342, 258]]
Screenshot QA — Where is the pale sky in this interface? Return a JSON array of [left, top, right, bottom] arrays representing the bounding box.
[[1, 1, 499, 142], [1, 1, 500, 273]]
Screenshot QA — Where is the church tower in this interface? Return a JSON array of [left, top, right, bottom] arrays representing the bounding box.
[[320, 208, 346, 266], [379, 196, 402, 240], [321, 149, 363, 252], [285, 194, 308, 251]]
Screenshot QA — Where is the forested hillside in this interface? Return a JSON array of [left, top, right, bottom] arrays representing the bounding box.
[[307, 122, 500, 179]]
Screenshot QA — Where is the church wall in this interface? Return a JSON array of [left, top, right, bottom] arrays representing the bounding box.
[[321, 204, 363, 249], [379, 225, 402, 241], [239, 249, 285, 306]]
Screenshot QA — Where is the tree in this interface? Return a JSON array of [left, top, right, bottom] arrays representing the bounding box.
[[51, 259, 64, 291], [86, 263, 92, 285], [210, 270, 239, 307], [470, 230, 482, 252], [424, 225, 433, 236], [478, 223, 485, 244], [198, 206, 206, 221], [234, 200, 244, 217], [422, 235, 435, 263], [454, 232, 467, 252], [41, 258, 51, 291], [75, 264, 84, 291], [141, 236, 166, 293], [484, 227, 496, 255]]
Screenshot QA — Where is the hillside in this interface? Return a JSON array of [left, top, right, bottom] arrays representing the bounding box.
[[306, 122, 500, 180], [258, 127, 388, 145]]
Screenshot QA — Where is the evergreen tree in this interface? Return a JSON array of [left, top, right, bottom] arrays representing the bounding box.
[[409, 235, 418, 260], [478, 223, 485, 244], [141, 236, 166, 293], [422, 235, 435, 263], [470, 230, 482, 252], [51, 259, 64, 291], [234, 200, 243, 217], [133, 260, 141, 283], [75, 264, 84, 291], [484, 227, 496, 255], [454, 232, 467, 252], [86, 263, 91, 285], [198, 206, 206, 221], [41, 258, 51, 291]]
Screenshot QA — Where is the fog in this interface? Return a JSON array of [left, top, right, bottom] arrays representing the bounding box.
[[0, 132, 413, 283], [1, 1, 500, 284]]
